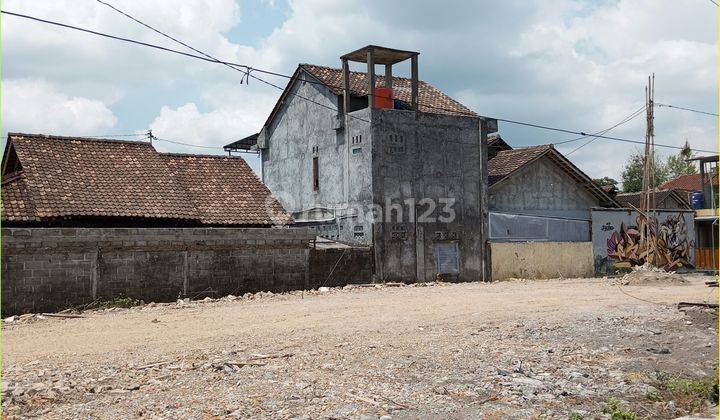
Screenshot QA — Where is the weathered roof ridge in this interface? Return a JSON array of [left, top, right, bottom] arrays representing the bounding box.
[[488, 143, 618, 206], [7, 132, 151, 147]]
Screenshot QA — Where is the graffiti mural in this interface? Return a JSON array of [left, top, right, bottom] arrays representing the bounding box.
[[591, 209, 696, 275], [605, 214, 694, 271]]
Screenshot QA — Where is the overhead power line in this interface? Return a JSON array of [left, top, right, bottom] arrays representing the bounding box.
[[95, 0, 250, 79], [2, 9, 715, 154], [153, 137, 223, 149], [493, 116, 714, 153], [656, 103, 719, 117], [92, 2, 372, 124], [564, 105, 647, 155], [552, 105, 646, 147]]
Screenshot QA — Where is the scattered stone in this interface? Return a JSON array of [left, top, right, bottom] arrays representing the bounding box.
[[619, 264, 687, 286]]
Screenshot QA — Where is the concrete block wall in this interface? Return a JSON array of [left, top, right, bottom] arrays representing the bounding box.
[[1, 227, 315, 316], [370, 109, 485, 283], [489, 156, 599, 219]]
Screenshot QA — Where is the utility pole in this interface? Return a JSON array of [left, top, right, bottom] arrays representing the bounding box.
[[640, 74, 657, 266]]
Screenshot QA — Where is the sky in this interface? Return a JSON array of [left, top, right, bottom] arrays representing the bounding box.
[[2, 0, 717, 180]]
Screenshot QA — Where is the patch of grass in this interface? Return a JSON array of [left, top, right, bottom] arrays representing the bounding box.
[[653, 373, 719, 413], [646, 388, 662, 402], [568, 413, 584, 420], [79, 297, 140, 310], [666, 378, 718, 401], [602, 397, 638, 420]]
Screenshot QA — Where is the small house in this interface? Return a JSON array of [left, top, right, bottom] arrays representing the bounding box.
[[2, 133, 291, 227]]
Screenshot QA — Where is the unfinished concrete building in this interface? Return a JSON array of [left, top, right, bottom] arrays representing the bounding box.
[[227, 46, 497, 282]]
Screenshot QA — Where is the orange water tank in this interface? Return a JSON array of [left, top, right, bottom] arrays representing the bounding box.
[[374, 87, 394, 109]]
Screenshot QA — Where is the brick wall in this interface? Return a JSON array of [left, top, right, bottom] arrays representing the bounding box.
[[1, 227, 315, 316]]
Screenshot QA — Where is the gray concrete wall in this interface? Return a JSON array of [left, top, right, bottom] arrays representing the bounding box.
[[370, 109, 485, 283], [1, 227, 315, 316], [489, 156, 598, 219], [259, 76, 489, 282], [261, 72, 373, 246], [591, 209, 696, 275]]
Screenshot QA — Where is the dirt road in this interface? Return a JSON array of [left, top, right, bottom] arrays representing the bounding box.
[[3, 276, 718, 419]]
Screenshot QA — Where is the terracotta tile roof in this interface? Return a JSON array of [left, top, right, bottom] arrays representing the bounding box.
[[615, 189, 691, 210], [164, 154, 292, 226], [488, 145, 551, 186], [1, 172, 38, 222], [300, 64, 476, 117], [1, 133, 290, 226], [658, 173, 718, 191], [487, 134, 513, 160]]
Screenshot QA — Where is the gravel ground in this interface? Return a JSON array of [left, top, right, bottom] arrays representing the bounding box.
[[2, 275, 718, 419]]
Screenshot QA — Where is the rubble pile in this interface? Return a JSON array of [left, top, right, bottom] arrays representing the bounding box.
[[618, 264, 688, 286]]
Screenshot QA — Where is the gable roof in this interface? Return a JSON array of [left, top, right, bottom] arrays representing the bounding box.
[[615, 189, 692, 210], [301, 64, 475, 116], [488, 144, 619, 206], [487, 134, 514, 161], [488, 145, 551, 186], [659, 173, 718, 191], [1, 133, 290, 226], [262, 63, 476, 131]]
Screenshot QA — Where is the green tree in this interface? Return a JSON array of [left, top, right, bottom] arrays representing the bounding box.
[[621, 151, 668, 193], [665, 140, 697, 180], [593, 177, 619, 188]]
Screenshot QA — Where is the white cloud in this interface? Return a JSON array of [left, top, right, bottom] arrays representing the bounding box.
[[149, 102, 265, 148], [2, 0, 716, 183], [2, 79, 117, 135]]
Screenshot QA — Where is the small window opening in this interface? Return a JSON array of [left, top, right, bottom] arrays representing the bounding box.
[[312, 156, 319, 191]]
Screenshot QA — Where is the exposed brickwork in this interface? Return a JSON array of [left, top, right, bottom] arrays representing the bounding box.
[[1, 227, 315, 316]]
